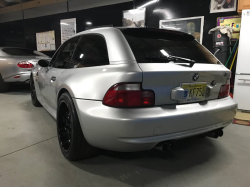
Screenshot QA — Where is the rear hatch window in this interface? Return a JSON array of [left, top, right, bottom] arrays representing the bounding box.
[[121, 28, 219, 65], [119, 28, 228, 106]]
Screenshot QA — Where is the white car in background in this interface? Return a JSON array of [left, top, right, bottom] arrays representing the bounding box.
[[0, 47, 48, 92]]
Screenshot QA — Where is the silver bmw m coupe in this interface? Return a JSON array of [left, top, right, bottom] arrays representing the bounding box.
[[0, 47, 47, 92], [30, 27, 237, 160]]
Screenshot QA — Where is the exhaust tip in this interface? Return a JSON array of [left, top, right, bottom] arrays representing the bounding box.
[[206, 129, 223, 139], [156, 141, 177, 152]]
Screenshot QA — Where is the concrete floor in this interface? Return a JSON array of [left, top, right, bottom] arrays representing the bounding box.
[[0, 84, 250, 187]]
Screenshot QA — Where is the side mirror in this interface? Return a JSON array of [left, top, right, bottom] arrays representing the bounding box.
[[38, 59, 49, 67]]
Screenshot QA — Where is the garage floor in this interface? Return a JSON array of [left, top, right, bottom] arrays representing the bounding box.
[[1, 85, 250, 187]]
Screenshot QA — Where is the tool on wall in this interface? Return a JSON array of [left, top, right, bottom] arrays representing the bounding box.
[[224, 38, 239, 67], [229, 47, 238, 71]]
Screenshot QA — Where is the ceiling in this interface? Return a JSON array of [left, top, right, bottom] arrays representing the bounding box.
[[0, 0, 33, 8]]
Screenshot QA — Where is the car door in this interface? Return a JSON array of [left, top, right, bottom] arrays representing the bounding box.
[[39, 36, 80, 110]]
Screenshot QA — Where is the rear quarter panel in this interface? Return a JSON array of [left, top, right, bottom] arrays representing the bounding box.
[[0, 56, 37, 80], [0, 57, 21, 79], [56, 63, 142, 100]]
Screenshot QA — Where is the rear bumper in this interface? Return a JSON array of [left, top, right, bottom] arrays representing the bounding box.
[[74, 97, 237, 152], [4, 72, 30, 83]]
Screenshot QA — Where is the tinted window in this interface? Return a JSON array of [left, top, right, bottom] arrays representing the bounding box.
[[123, 34, 219, 64], [2, 48, 40, 56], [72, 35, 109, 68], [51, 36, 80, 68]]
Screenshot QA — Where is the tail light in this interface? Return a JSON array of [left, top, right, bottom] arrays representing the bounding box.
[[103, 83, 155, 108], [17, 61, 34, 68], [218, 79, 230, 99]]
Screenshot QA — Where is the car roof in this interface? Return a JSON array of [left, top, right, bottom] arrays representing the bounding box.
[[74, 27, 194, 41], [0, 47, 34, 50]]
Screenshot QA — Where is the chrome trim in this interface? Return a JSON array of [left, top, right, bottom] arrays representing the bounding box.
[[239, 79, 250, 81], [236, 73, 250, 75]]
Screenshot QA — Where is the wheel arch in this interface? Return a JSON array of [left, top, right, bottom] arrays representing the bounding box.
[[57, 85, 75, 102]]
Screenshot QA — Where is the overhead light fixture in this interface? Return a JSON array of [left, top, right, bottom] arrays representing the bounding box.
[[0, 58, 6, 61], [161, 25, 181, 30], [60, 22, 69, 26], [86, 22, 92, 25], [80, 54, 84, 59], [137, 0, 158, 9], [128, 9, 145, 14]]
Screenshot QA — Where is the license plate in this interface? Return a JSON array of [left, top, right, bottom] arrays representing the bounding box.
[[179, 83, 207, 103]]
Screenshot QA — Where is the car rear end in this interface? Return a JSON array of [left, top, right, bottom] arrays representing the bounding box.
[[0, 48, 47, 83], [75, 28, 237, 152]]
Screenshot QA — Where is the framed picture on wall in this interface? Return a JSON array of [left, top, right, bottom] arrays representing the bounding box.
[[160, 16, 204, 44], [123, 8, 146, 28], [210, 0, 237, 13], [36, 30, 56, 51], [60, 18, 76, 44]]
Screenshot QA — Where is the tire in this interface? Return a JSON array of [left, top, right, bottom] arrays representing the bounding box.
[[57, 92, 98, 161], [0, 74, 10, 93], [30, 75, 42, 107]]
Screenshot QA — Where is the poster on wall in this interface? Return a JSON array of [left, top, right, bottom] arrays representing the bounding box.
[[217, 16, 241, 40], [123, 8, 146, 28], [60, 18, 76, 44], [160, 16, 204, 44], [36, 30, 56, 52], [210, 0, 237, 13]]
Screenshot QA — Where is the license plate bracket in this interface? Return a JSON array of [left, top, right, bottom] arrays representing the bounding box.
[[179, 83, 207, 103]]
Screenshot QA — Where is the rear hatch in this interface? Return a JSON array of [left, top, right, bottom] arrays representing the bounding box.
[[121, 28, 230, 105]]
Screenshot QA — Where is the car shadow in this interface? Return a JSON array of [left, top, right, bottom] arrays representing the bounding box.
[[4, 83, 30, 95], [71, 137, 218, 186]]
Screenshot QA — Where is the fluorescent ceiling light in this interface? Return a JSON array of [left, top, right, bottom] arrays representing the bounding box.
[[161, 25, 181, 30], [86, 22, 92, 25], [137, 0, 158, 9], [160, 49, 170, 57], [128, 9, 145, 14], [0, 58, 6, 60], [60, 22, 69, 26]]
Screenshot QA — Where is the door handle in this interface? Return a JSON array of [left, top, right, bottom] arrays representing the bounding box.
[[51, 76, 56, 82], [239, 79, 250, 81]]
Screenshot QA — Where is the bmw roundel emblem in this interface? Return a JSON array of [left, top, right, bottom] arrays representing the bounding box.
[[193, 73, 199, 81]]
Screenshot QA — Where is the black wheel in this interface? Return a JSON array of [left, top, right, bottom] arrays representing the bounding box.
[[30, 75, 42, 107], [57, 92, 98, 160], [0, 74, 10, 93]]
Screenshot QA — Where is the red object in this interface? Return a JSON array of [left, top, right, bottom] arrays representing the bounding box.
[[17, 61, 34, 68], [14, 75, 20, 78], [233, 119, 250, 126], [219, 84, 230, 99], [217, 34, 221, 38], [103, 83, 155, 107]]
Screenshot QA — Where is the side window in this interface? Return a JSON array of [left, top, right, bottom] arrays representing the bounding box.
[[72, 35, 109, 68], [50, 36, 80, 69]]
